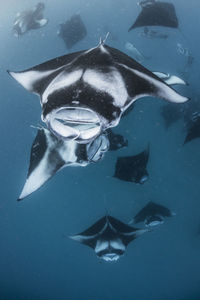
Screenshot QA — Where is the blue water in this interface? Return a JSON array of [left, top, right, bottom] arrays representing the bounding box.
[[0, 0, 200, 299]]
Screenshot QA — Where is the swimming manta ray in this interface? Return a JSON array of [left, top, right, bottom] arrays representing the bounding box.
[[130, 201, 175, 227], [8, 41, 188, 144], [70, 215, 148, 261], [113, 145, 150, 184], [57, 14, 87, 49], [13, 2, 48, 37], [17, 127, 127, 200], [128, 0, 179, 32], [18, 127, 109, 200]]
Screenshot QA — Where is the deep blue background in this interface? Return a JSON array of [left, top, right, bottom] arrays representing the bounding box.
[[0, 0, 200, 299]]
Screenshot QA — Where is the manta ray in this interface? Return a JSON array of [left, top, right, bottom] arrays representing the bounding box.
[[13, 2, 48, 37], [128, 0, 179, 32], [17, 127, 109, 200], [57, 14, 87, 49], [17, 127, 127, 200], [70, 215, 148, 261], [113, 145, 150, 184], [8, 40, 188, 144], [130, 201, 175, 227]]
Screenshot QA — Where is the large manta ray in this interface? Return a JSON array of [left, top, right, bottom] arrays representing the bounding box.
[[13, 2, 48, 37], [70, 215, 148, 262], [128, 0, 178, 32], [8, 41, 188, 144]]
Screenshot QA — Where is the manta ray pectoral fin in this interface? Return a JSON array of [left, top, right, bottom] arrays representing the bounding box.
[[122, 228, 149, 245], [7, 51, 84, 95], [124, 228, 149, 238], [164, 75, 188, 86], [117, 64, 189, 106], [18, 128, 66, 200], [69, 234, 97, 248], [7, 68, 63, 95], [153, 72, 188, 86], [69, 235, 81, 242]]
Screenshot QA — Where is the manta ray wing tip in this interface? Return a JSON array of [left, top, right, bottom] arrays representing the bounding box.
[[7, 70, 17, 80], [17, 197, 23, 202], [178, 95, 190, 103]]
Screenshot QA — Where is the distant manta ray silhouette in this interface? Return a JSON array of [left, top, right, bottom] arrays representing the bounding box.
[[128, 0, 179, 32]]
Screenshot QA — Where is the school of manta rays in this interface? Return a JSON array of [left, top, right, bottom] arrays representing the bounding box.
[[8, 0, 199, 262]]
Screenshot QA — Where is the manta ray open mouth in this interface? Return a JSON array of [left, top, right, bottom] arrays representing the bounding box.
[[46, 107, 101, 143]]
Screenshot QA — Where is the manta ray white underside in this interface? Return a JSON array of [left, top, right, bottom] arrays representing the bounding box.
[[8, 43, 188, 144]]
